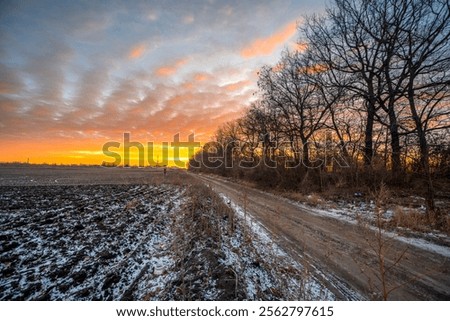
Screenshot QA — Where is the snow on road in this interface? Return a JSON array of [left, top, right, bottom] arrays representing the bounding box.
[[286, 199, 450, 259], [218, 193, 335, 300]]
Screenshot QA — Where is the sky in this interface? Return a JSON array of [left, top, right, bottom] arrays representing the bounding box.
[[0, 0, 325, 166]]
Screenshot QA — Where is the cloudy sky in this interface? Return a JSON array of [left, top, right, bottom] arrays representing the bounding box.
[[0, 0, 325, 165]]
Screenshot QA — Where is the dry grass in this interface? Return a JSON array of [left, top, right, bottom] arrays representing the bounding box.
[[308, 193, 324, 207], [169, 177, 326, 300], [357, 184, 409, 300], [281, 192, 305, 203], [166, 181, 241, 300], [389, 206, 450, 235], [282, 191, 325, 208], [390, 206, 429, 233]]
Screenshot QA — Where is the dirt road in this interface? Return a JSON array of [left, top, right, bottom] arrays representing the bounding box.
[[195, 174, 450, 300]]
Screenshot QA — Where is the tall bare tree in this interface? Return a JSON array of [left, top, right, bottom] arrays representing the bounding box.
[[257, 50, 332, 167]]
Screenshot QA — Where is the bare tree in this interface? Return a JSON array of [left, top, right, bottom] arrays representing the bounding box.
[[399, 0, 450, 216], [302, 0, 385, 167], [257, 50, 332, 167]]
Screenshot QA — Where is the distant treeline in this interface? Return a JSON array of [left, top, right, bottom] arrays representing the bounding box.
[[189, 0, 450, 220]]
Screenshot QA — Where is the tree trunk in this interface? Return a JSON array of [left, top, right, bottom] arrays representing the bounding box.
[[387, 105, 402, 176], [407, 84, 436, 219], [364, 101, 375, 166], [302, 138, 310, 168]]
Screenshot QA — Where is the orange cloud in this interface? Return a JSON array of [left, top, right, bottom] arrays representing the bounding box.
[[271, 62, 284, 73], [0, 81, 20, 95], [194, 73, 208, 82], [128, 43, 147, 60], [155, 58, 189, 77], [294, 42, 308, 52], [299, 63, 328, 75], [181, 73, 210, 90], [241, 21, 298, 58], [223, 80, 252, 92]]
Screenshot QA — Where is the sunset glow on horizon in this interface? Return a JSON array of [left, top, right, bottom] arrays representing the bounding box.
[[0, 0, 325, 166]]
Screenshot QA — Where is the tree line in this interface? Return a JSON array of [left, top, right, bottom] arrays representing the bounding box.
[[189, 0, 450, 222]]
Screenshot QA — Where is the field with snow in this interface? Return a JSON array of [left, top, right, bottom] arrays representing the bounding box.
[[0, 165, 329, 300], [0, 184, 184, 300]]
